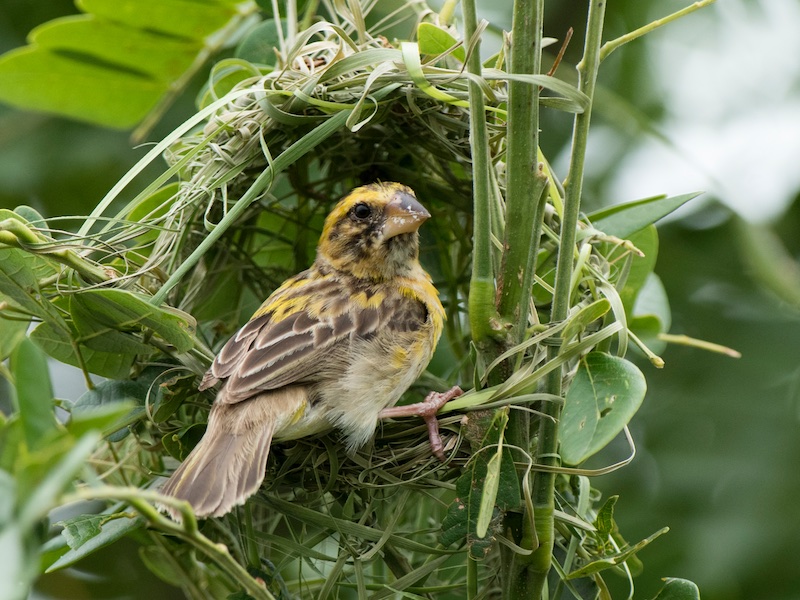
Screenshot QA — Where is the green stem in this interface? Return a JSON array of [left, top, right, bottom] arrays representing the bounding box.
[[463, 0, 497, 343], [62, 486, 274, 600], [658, 332, 741, 358], [299, 0, 320, 31], [496, 0, 548, 340], [527, 0, 607, 597], [1, 218, 110, 284], [599, 0, 717, 63], [467, 556, 479, 598], [439, 0, 459, 25], [242, 503, 261, 568], [500, 0, 547, 597]]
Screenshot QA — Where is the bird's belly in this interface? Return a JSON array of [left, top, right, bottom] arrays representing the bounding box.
[[320, 332, 434, 449], [275, 329, 435, 449]]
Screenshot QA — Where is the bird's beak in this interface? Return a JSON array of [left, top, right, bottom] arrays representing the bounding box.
[[382, 191, 431, 239]]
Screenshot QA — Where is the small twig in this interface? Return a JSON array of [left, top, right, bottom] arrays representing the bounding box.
[[599, 0, 717, 63], [659, 333, 742, 358], [546, 27, 573, 79]]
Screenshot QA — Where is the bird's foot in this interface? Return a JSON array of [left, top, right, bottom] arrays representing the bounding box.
[[379, 385, 463, 461]]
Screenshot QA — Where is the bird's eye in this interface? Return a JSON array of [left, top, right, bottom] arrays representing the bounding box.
[[352, 203, 372, 220]]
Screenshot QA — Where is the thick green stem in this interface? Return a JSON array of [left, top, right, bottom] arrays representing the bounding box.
[[500, 0, 547, 597], [497, 0, 547, 340], [527, 0, 607, 596], [463, 0, 497, 343]]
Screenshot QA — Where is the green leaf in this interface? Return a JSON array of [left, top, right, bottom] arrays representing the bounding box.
[[475, 437, 503, 538], [78, 0, 244, 38], [126, 182, 179, 222], [47, 513, 145, 572], [18, 432, 101, 531], [151, 372, 197, 423], [67, 401, 138, 440], [0, 245, 58, 322], [139, 544, 188, 584], [651, 578, 701, 600], [589, 192, 701, 239], [0, 469, 15, 525], [9, 338, 58, 451], [30, 321, 135, 380], [0, 415, 23, 474], [634, 274, 670, 329], [70, 295, 157, 355], [562, 299, 611, 345], [254, 0, 310, 17], [13, 205, 48, 228], [566, 527, 669, 579], [71, 288, 196, 353], [0, 311, 28, 361], [417, 23, 466, 62], [0, 522, 31, 600], [441, 408, 520, 559], [631, 273, 672, 353], [0, 46, 162, 129], [72, 379, 149, 440], [401, 42, 468, 108], [162, 423, 207, 461], [32, 15, 202, 80], [0, 0, 251, 128], [559, 353, 647, 465], [189, 267, 243, 323], [124, 182, 179, 247], [618, 225, 658, 317], [593, 495, 618, 536], [235, 19, 286, 65], [57, 514, 105, 549]]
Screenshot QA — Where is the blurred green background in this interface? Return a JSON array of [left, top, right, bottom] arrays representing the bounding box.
[[2, 0, 799, 598]]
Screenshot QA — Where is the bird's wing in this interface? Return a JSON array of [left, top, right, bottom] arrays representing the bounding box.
[[201, 269, 428, 404]]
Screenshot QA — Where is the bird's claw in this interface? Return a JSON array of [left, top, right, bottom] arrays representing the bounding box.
[[379, 385, 463, 461]]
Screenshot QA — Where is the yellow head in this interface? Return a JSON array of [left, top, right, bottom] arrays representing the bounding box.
[[317, 182, 431, 280]]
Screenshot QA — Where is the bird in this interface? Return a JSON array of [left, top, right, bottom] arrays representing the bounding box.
[[160, 182, 463, 519]]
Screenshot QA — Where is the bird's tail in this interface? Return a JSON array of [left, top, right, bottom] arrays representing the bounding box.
[[159, 387, 306, 519]]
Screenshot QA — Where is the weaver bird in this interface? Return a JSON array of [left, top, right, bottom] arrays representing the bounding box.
[[161, 182, 462, 519]]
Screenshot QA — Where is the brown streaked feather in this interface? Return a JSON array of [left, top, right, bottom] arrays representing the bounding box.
[[159, 386, 307, 519], [203, 268, 429, 405]]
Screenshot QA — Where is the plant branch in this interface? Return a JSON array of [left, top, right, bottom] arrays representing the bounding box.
[[463, 0, 497, 343], [599, 0, 717, 63], [499, 0, 548, 597], [528, 0, 607, 596], [497, 0, 548, 340]]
